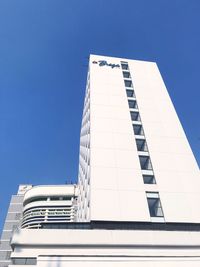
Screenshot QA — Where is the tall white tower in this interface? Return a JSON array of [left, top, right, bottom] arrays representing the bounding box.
[[7, 55, 200, 267], [77, 54, 200, 224]]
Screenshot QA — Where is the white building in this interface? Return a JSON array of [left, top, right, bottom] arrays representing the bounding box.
[[77, 54, 200, 224], [0, 184, 77, 267], [0, 185, 32, 267], [21, 185, 78, 229], [5, 55, 200, 267]]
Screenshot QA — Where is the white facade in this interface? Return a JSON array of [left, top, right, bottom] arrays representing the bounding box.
[[6, 55, 200, 267], [9, 228, 200, 267], [21, 185, 78, 229], [78, 55, 200, 223], [0, 185, 32, 267]]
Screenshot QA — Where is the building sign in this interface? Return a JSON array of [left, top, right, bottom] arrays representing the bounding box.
[[92, 60, 120, 69]]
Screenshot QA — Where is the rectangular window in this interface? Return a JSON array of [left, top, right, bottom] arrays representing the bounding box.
[[130, 111, 140, 121], [123, 71, 131, 78], [146, 192, 164, 218], [12, 258, 37, 265], [128, 100, 137, 109], [136, 139, 148, 152], [126, 89, 135, 98], [139, 156, 153, 170], [133, 124, 144, 135], [143, 175, 156, 184], [124, 80, 133, 87], [121, 63, 129, 70]]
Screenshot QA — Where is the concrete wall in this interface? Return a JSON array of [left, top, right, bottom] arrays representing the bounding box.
[[85, 54, 200, 223]]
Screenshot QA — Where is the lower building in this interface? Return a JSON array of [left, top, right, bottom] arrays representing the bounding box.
[[9, 223, 200, 267], [0, 185, 32, 267], [0, 184, 78, 267]]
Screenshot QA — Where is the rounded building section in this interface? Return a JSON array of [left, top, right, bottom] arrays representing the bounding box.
[[21, 185, 78, 229]]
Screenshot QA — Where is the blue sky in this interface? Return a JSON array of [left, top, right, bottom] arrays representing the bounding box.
[[0, 0, 200, 231]]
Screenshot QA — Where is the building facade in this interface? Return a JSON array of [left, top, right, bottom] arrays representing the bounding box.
[[2, 55, 200, 267], [77, 55, 200, 224], [0, 185, 32, 267], [21, 185, 78, 229], [0, 184, 78, 267]]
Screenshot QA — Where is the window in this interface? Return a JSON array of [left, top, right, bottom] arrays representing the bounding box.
[[143, 175, 156, 184], [133, 124, 144, 135], [124, 80, 132, 87], [121, 63, 129, 70], [123, 71, 131, 78], [136, 139, 148, 151], [126, 89, 135, 98], [128, 100, 137, 109], [12, 258, 37, 265], [130, 111, 140, 121], [146, 192, 164, 218], [139, 156, 153, 170]]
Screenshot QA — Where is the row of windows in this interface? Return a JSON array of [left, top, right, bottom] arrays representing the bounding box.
[[121, 62, 163, 220], [78, 84, 91, 221]]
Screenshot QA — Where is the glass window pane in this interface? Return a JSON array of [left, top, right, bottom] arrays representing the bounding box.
[[133, 124, 144, 135], [124, 80, 133, 87], [126, 90, 135, 98], [139, 156, 153, 170], [130, 112, 140, 121], [121, 63, 129, 70], [147, 197, 164, 217], [143, 175, 156, 184], [136, 139, 148, 151], [123, 71, 131, 78], [128, 100, 137, 109]]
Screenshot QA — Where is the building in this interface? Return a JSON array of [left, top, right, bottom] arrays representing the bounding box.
[[21, 184, 78, 229], [3, 55, 200, 266], [0, 184, 77, 267], [77, 54, 200, 224], [0, 185, 32, 267]]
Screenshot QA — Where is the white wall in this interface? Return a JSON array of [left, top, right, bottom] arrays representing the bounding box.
[[9, 229, 200, 267], [88, 54, 200, 223]]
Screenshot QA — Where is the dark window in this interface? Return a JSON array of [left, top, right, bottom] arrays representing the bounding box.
[[136, 139, 148, 151], [133, 124, 144, 135], [26, 258, 37, 265], [12, 258, 37, 265], [121, 63, 129, 70], [143, 175, 156, 184], [124, 80, 133, 87], [123, 71, 131, 78], [62, 197, 72, 201], [139, 156, 153, 170], [126, 89, 135, 98], [50, 197, 60, 201], [130, 111, 140, 121], [147, 193, 164, 217], [128, 100, 137, 109]]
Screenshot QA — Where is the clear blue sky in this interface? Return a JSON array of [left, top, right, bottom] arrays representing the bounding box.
[[0, 0, 200, 231]]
